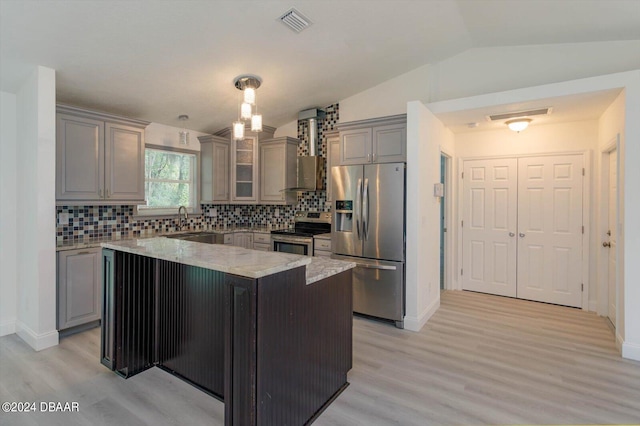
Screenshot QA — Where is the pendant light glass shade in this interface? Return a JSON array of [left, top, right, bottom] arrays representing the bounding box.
[[251, 114, 263, 132], [241, 102, 252, 120], [244, 88, 256, 105], [178, 115, 189, 145], [233, 121, 245, 140]]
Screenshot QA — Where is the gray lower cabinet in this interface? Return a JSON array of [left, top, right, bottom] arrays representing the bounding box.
[[259, 137, 298, 205], [57, 247, 101, 330], [338, 115, 406, 165], [253, 232, 271, 251], [314, 237, 332, 257], [56, 105, 149, 205], [199, 135, 230, 203], [233, 232, 253, 249]]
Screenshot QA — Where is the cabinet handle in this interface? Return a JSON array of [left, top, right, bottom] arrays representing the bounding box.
[[99, 189, 103, 198], [106, 189, 110, 198], [372, 153, 376, 162]]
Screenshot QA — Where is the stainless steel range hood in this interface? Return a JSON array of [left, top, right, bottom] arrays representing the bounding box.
[[283, 108, 326, 192]]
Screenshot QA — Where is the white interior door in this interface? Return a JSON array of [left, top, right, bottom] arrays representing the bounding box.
[[607, 149, 617, 326], [462, 159, 518, 297], [516, 155, 584, 308]]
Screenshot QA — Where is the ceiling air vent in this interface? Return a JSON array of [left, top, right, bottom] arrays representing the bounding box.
[[279, 8, 312, 33], [487, 108, 552, 121]]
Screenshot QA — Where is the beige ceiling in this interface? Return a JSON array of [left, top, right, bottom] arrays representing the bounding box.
[[1, 0, 639, 134]]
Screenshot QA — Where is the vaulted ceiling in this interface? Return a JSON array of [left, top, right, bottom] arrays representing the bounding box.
[[1, 0, 639, 133]]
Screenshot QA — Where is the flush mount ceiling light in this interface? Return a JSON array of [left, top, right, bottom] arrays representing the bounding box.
[[506, 118, 532, 133], [178, 114, 190, 145], [233, 75, 263, 140]]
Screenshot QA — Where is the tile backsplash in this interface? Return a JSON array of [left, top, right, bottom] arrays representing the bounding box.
[[57, 103, 338, 243]]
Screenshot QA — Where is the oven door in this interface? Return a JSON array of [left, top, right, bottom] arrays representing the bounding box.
[[271, 235, 313, 256]]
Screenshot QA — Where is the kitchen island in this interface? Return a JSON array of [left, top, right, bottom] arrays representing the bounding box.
[[100, 238, 354, 426]]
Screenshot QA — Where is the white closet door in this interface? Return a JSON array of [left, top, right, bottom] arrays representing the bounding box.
[[462, 159, 518, 297], [608, 149, 617, 326], [516, 155, 584, 308]]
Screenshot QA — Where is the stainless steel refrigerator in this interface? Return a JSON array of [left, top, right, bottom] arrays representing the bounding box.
[[331, 162, 405, 328]]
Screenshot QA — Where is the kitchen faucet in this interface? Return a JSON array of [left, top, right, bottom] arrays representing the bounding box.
[[177, 206, 188, 230]]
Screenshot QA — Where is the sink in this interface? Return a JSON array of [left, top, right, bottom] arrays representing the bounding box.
[[166, 232, 225, 244]]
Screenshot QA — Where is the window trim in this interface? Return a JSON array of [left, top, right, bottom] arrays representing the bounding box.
[[134, 144, 201, 218]]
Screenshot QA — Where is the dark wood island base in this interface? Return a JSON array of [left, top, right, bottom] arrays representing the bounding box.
[[101, 248, 353, 426]]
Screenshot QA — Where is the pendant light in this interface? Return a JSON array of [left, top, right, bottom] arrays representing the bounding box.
[[178, 115, 190, 145], [233, 75, 263, 140]]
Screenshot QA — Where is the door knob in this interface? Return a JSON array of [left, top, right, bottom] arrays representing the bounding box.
[[519, 233, 526, 238], [603, 242, 611, 247], [509, 232, 515, 237]]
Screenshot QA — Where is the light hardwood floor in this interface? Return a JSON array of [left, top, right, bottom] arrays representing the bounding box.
[[1, 290, 639, 425]]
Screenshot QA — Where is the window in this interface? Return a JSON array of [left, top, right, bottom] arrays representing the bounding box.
[[136, 145, 199, 216]]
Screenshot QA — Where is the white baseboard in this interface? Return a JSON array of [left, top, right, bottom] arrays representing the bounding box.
[[15, 321, 59, 351], [404, 296, 440, 332], [0, 319, 16, 337], [622, 340, 640, 362]]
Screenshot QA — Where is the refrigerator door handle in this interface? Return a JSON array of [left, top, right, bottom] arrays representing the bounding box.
[[355, 263, 397, 271], [362, 178, 369, 240], [355, 178, 362, 240]]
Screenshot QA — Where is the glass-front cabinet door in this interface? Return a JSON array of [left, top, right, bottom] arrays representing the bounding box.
[[231, 136, 258, 203]]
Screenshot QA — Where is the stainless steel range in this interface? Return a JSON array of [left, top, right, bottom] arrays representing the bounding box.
[[271, 211, 331, 256]]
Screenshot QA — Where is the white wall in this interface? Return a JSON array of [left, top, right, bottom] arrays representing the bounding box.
[[340, 40, 640, 123], [145, 122, 209, 151], [620, 74, 640, 361], [428, 41, 640, 103], [341, 65, 431, 123], [15, 66, 58, 351], [273, 119, 298, 138], [454, 120, 598, 158], [0, 91, 18, 337], [404, 101, 454, 331]]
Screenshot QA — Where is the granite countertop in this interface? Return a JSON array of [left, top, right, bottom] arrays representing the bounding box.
[[102, 237, 311, 279], [57, 225, 288, 251], [305, 256, 355, 285], [313, 233, 332, 240]]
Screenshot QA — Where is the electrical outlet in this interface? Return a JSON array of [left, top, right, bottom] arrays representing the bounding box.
[[274, 208, 280, 218], [235, 207, 241, 215], [208, 208, 217, 217], [58, 212, 69, 224]]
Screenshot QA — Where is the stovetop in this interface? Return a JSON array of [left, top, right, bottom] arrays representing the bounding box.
[[270, 228, 328, 237], [270, 211, 331, 238]]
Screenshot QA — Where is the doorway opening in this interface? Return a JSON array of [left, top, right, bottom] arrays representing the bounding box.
[[440, 153, 451, 290]]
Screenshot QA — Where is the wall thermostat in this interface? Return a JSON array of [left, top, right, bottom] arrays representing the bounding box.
[[433, 182, 444, 198]]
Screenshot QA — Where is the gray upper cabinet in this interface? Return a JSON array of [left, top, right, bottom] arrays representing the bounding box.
[[56, 105, 149, 205], [199, 135, 230, 204], [259, 137, 298, 205], [326, 131, 340, 203], [340, 128, 372, 165], [57, 247, 101, 330], [339, 115, 407, 165]]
